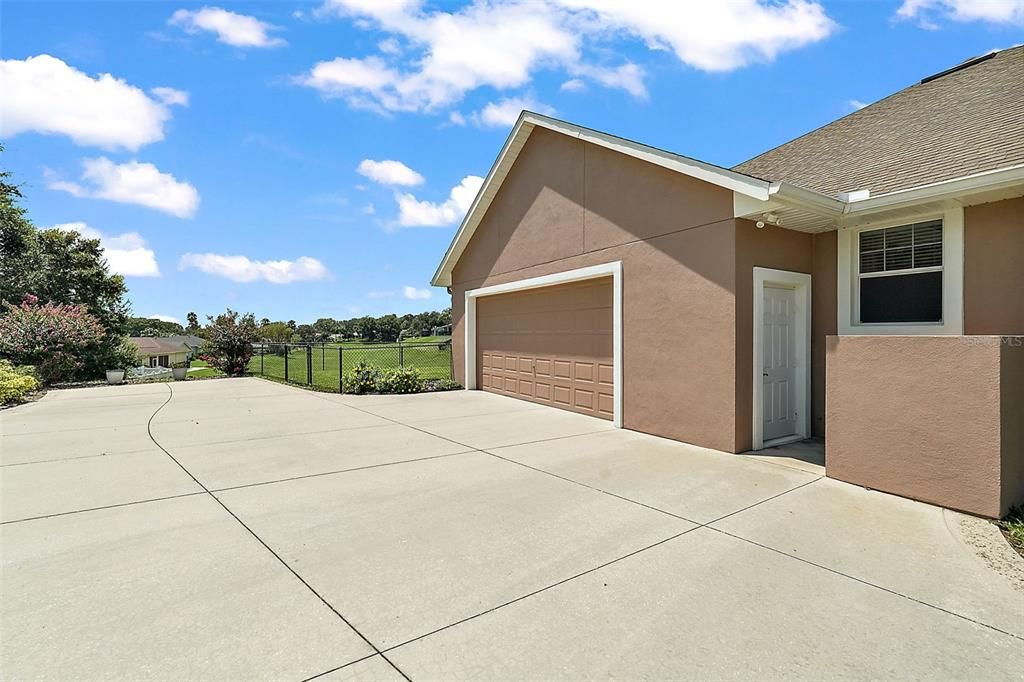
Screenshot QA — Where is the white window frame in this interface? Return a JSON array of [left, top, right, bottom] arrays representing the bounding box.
[[464, 261, 623, 428], [837, 206, 963, 335], [752, 267, 812, 451]]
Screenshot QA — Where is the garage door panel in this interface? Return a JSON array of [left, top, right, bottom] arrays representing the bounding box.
[[476, 278, 613, 420]]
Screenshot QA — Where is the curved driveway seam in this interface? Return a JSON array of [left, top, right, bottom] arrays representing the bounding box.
[[144, 384, 413, 682]]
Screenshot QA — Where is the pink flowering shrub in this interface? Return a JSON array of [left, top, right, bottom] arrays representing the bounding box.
[[200, 309, 257, 377], [0, 294, 106, 384]]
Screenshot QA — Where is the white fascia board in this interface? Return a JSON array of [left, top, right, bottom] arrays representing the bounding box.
[[844, 163, 1024, 214]]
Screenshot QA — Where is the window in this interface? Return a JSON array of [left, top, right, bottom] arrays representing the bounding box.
[[857, 220, 943, 324]]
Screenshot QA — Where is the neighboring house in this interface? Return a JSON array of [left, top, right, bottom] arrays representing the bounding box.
[[432, 47, 1024, 519], [127, 337, 194, 368]]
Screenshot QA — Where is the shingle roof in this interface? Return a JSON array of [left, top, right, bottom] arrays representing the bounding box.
[[733, 46, 1024, 197], [128, 337, 190, 355]]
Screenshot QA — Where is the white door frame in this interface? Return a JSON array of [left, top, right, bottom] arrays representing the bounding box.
[[464, 261, 623, 428], [752, 267, 811, 450]]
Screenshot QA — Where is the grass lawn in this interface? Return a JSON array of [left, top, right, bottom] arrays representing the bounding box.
[[189, 359, 225, 378], [248, 341, 452, 392]]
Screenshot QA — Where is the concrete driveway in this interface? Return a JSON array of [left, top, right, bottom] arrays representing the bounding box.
[[1, 378, 1021, 680]]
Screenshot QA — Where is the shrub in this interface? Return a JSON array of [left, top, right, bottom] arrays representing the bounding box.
[[378, 366, 424, 394], [201, 309, 257, 377], [0, 294, 106, 384], [343, 361, 381, 394], [0, 360, 39, 403], [432, 378, 462, 391]]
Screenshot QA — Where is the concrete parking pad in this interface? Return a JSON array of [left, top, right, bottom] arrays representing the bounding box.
[[0, 448, 201, 522], [172, 423, 471, 490], [0, 426, 155, 465], [491, 428, 820, 523], [2, 378, 1021, 680], [411, 405, 614, 449], [388, 527, 1023, 679], [217, 451, 693, 648], [351, 389, 547, 423], [0, 495, 373, 680], [314, 655, 409, 681], [713, 476, 1024, 638]]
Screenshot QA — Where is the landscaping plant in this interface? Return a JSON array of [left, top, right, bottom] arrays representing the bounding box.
[[0, 294, 107, 384], [0, 360, 39, 403], [200, 309, 257, 376], [378, 366, 424, 394], [342, 360, 381, 394]]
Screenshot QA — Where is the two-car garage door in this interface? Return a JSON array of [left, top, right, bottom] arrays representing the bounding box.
[[476, 278, 614, 420]]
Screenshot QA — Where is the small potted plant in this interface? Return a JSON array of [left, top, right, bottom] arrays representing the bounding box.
[[105, 367, 125, 384], [171, 360, 189, 381]]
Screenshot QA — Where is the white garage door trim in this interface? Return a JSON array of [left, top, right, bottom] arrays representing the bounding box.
[[465, 261, 623, 428]]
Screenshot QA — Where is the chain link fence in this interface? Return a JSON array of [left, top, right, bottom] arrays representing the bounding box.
[[248, 340, 453, 393]]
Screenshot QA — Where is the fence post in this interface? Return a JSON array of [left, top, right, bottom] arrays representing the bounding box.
[[322, 343, 325, 370], [399, 341, 404, 368], [338, 346, 344, 393], [306, 345, 313, 386], [284, 345, 289, 383], [260, 347, 264, 376]]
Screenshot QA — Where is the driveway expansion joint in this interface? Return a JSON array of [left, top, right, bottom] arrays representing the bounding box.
[[144, 384, 413, 682]]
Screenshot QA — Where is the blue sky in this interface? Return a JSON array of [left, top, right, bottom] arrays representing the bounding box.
[[2, 1, 1021, 325]]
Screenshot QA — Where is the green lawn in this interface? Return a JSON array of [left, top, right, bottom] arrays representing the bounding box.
[[248, 341, 452, 392], [189, 359, 224, 378]]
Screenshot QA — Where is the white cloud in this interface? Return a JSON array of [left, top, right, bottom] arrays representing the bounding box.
[[471, 96, 555, 128], [303, 1, 835, 112], [150, 86, 190, 107], [357, 159, 425, 186], [169, 6, 286, 47], [448, 111, 467, 126], [897, 0, 1024, 25], [848, 99, 869, 110], [362, 203, 376, 214], [0, 55, 187, 151], [396, 175, 484, 227], [403, 286, 432, 300], [48, 158, 200, 218], [560, 77, 586, 92], [378, 37, 402, 54], [51, 222, 161, 277], [178, 253, 329, 283], [367, 289, 396, 299], [148, 314, 181, 324]]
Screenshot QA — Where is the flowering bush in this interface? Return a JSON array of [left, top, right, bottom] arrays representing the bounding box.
[[431, 378, 462, 392], [0, 360, 39, 403], [378, 366, 424, 394], [0, 295, 106, 384], [200, 309, 257, 377], [342, 360, 382, 394]]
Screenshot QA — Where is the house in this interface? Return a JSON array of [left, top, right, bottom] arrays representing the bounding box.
[[431, 47, 1024, 519], [127, 337, 199, 367]]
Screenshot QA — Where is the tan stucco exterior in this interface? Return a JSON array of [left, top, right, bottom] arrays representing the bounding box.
[[826, 335, 1024, 518], [452, 127, 740, 452], [964, 197, 1024, 335]]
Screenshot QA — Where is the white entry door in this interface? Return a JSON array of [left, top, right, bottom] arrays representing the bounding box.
[[762, 285, 798, 441]]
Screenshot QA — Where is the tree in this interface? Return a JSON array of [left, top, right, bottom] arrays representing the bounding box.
[[286, 319, 296, 330], [295, 324, 316, 342], [258, 317, 271, 327], [1, 156, 133, 379], [186, 312, 200, 333], [126, 317, 185, 336], [0, 294, 119, 383], [260, 322, 292, 343], [376, 314, 401, 342], [200, 309, 257, 377]]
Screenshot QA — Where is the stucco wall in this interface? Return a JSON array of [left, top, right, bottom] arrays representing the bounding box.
[[451, 127, 741, 452], [826, 335, 1017, 518], [964, 197, 1024, 335]]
